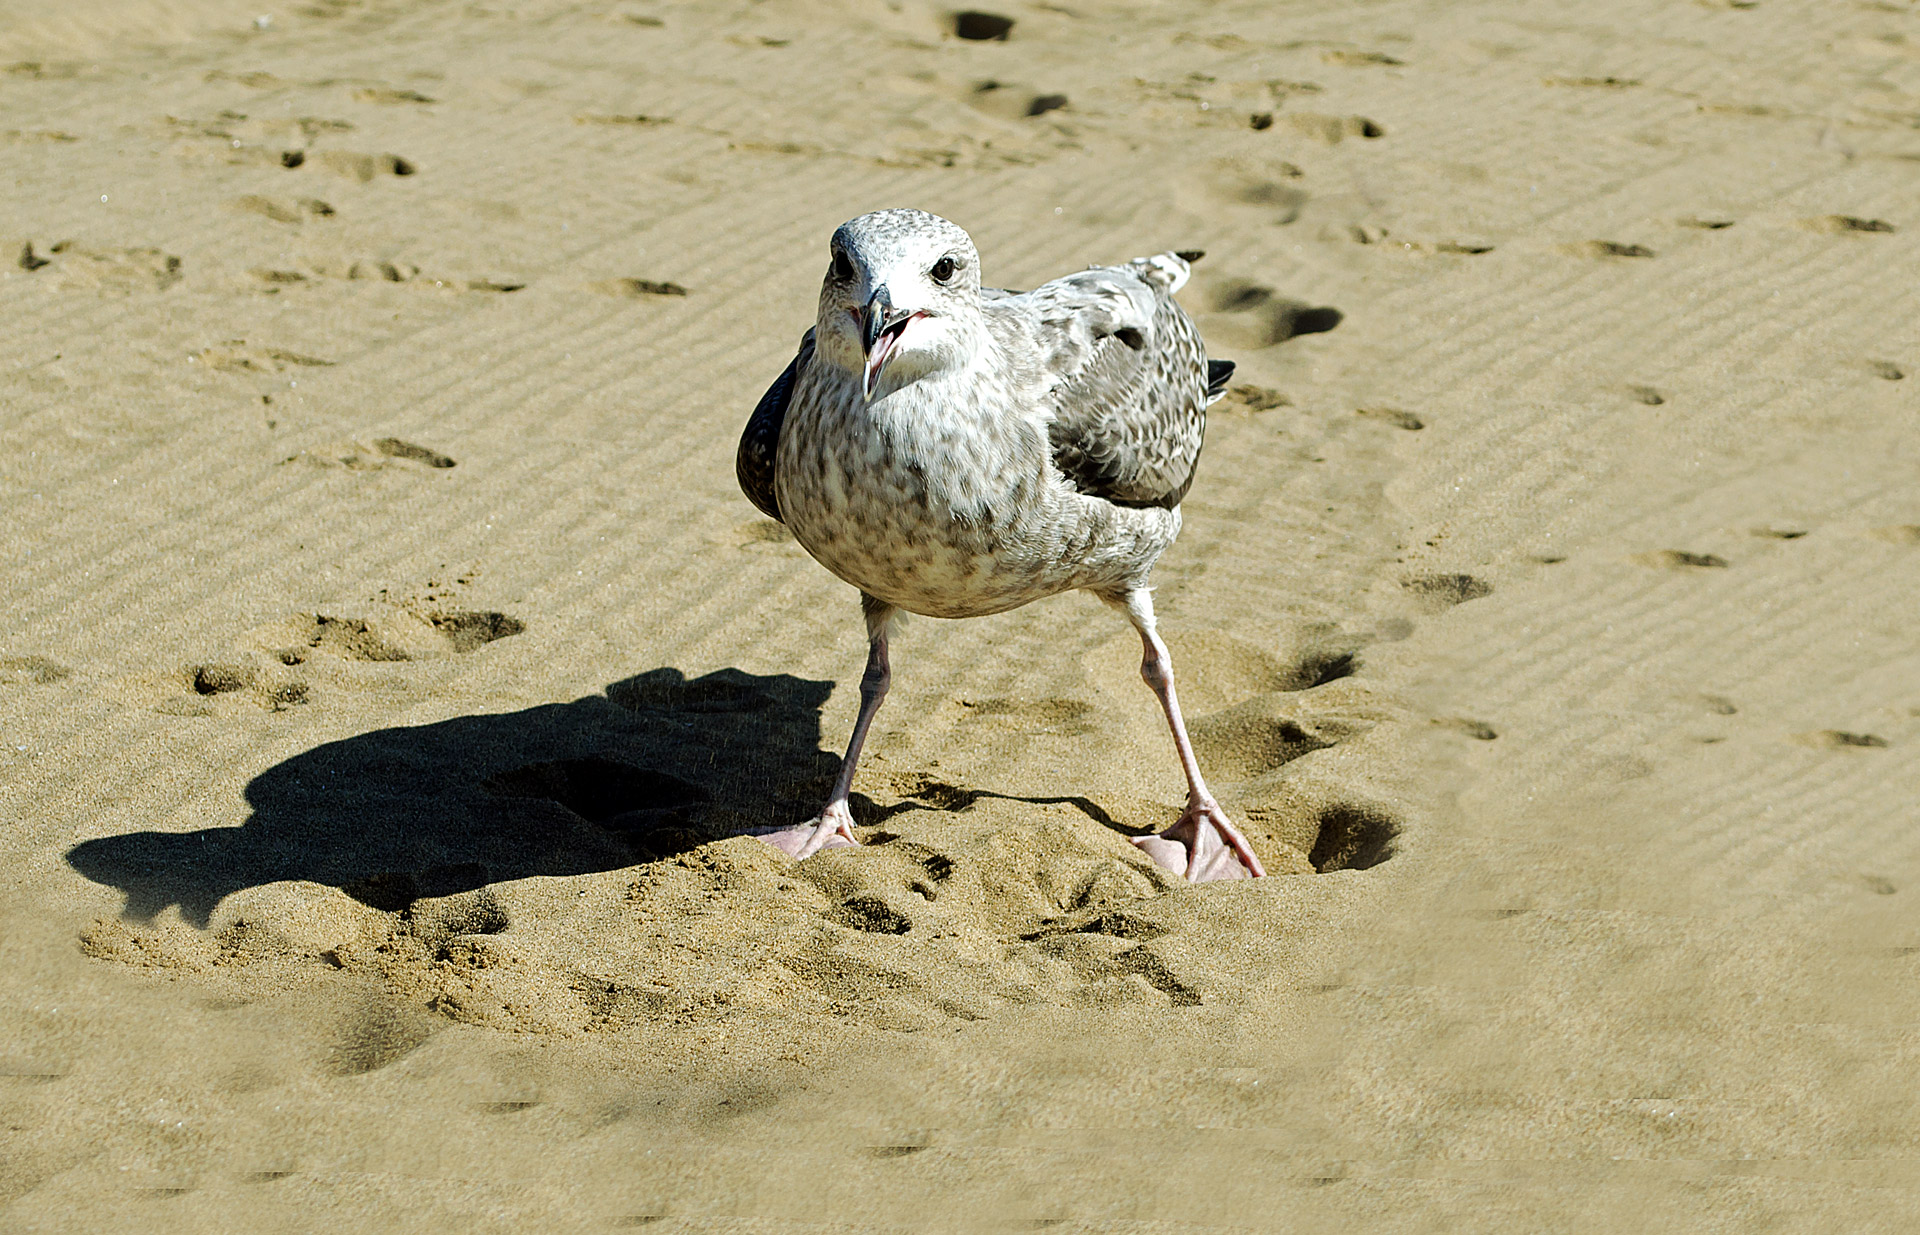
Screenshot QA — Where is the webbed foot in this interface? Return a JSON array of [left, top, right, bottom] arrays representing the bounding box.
[[1133, 796, 1265, 882], [748, 802, 859, 859]]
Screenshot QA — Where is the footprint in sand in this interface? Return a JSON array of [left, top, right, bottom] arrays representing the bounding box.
[[164, 115, 308, 170], [1432, 716, 1498, 740], [1565, 240, 1656, 259], [1198, 159, 1309, 225], [1282, 113, 1385, 142], [0, 656, 72, 685], [1637, 549, 1730, 569], [427, 610, 526, 653], [352, 87, 434, 105], [1348, 227, 1494, 256], [1302, 804, 1400, 872], [282, 438, 456, 470], [478, 1099, 539, 1115], [1801, 215, 1895, 235], [589, 277, 688, 298], [149, 610, 514, 710], [1794, 730, 1890, 749], [154, 656, 309, 715], [309, 150, 416, 180], [964, 80, 1071, 120], [261, 609, 522, 665], [1221, 384, 1291, 411], [232, 195, 334, 224], [1357, 405, 1424, 431], [17, 242, 182, 292], [3, 61, 87, 80], [1188, 696, 1367, 780], [1542, 74, 1638, 88], [190, 663, 253, 695], [307, 258, 422, 283], [573, 112, 671, 127], [1143, 626, 1370, 708], [1200, 278, 1343, 349], [1323, 50, 1404, 67], [194, 341, 332, 374], [1402, 572, 1493, 611], [953, 10, 1014, 40], [255, 260, 518, 293], [2, 128, 78, 144]]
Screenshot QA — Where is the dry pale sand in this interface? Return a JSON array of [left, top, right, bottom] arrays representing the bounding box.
[[3, 0, 1919, 1228]]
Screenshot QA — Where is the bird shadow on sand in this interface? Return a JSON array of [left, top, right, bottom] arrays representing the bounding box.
[[68, 668, 846, 928], [66, 667, 1133, 928]]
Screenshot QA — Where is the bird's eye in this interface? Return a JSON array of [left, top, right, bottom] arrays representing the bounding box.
[[930, 256, 957, 283], [832, 251, 853, 281]]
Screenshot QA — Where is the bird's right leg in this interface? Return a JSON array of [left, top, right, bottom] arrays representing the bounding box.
[[751, 596, 895, 860], [1112, 588, 1266, 881]]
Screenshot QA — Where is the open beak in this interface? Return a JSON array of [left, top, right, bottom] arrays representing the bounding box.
[[859, 290, 921, 400]]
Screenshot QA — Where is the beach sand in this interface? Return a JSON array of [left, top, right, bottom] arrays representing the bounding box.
[[3, 0, 1918, 1227]]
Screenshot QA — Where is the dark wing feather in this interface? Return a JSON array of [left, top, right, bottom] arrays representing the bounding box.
[[1005, 255, 1223, 509], [1207, 359, 1235, 401], [736, 329, 813, 522]]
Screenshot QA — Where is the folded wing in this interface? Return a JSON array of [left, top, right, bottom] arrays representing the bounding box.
[[998, 253, 1230, 509], [736, 329, 814, 522]]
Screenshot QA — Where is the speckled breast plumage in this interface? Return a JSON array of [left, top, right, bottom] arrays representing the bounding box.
[[773, 357, 1180, 619]]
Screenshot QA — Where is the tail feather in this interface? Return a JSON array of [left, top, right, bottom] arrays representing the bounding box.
[[1128, 251, 1193, 294], [1206, 359, 1235, 403]]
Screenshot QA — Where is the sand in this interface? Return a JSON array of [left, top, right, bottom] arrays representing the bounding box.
[[3, 0, 1919, 1228]]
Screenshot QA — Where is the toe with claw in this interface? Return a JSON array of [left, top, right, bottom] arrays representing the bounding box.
[[1134, 795, 1265, 882], [750, 803, 859, 860]]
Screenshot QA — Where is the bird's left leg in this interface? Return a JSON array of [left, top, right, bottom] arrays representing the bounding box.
[[751, 595, 896, 860], [1114, 588, 1266, 882]]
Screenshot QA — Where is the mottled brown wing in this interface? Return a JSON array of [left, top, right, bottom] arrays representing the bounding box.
[[736, 329, 813, 522], [1006, 255, 1225, 509]]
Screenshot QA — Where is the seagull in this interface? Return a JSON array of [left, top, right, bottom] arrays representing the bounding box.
[[736, 208, 1265, 882]]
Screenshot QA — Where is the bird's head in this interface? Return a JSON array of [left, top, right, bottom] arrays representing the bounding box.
[[815, 208, 981, 401]]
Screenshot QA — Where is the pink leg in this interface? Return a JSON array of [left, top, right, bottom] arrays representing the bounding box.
[[752, 598, 894, 860], [1117, 590, 1265, 881]]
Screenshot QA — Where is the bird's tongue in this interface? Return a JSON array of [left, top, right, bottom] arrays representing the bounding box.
[[862, 318, 909, 399]]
